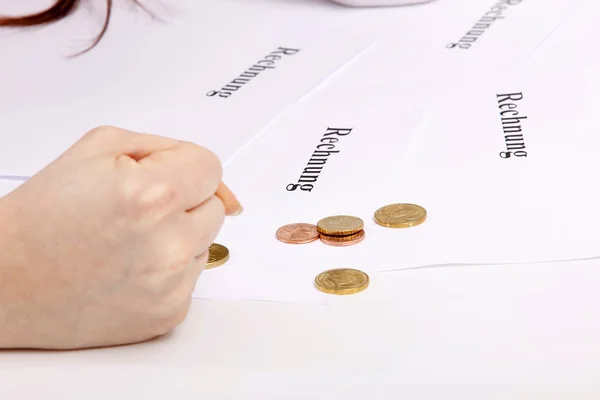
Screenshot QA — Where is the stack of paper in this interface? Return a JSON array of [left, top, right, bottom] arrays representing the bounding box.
[[1, 0, 599, 303]]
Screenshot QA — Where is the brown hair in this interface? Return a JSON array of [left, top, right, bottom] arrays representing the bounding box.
[[0, 0, 149, 56]]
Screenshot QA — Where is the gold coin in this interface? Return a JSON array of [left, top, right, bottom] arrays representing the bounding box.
[[314, 268, 369, 295], [374, 203, 427, 228], [319, 230, 365, 247], [316, 215, 364, 236], [206, 243, 230, 269]]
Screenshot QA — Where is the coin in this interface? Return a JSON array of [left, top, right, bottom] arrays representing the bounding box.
[[317, 215, 364, 236], [320, 230, 365, 247], [206, 243, 230, 269], [314, 268, 369, 295], [276, 223, 319, 244], [374, 203, 427, 228]]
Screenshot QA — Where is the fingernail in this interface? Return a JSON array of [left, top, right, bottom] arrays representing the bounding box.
[[230, 205, 244, 216]]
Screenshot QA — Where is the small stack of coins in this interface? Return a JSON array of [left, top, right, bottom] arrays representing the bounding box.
[[275, 203, 427, 248], [209, 203, 428, 293], [316, 215, 365, 247], [275, 216, 366, 247], [274, 203, 428, 295]]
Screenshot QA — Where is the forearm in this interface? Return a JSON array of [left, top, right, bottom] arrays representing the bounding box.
[[0, 194, 28, 348]]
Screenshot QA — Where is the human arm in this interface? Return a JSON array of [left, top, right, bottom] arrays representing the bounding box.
[[0, 126, 241, 349]]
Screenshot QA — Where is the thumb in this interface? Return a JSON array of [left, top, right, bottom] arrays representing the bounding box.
[[215, 182, 243, 216]]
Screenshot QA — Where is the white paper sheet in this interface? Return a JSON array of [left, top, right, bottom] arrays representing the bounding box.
[[395, 66, 600, 265], [0, 0, 375, 177], [523, 0, 600, 71], [195, 71, 600, 302], [0, 179, 21, 198], [193, 94, 428, 303], [306, 0, 586, 107], [521, 0, 600, 111]]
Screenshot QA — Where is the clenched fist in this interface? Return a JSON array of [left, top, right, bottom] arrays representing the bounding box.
[[0, 126, 241, 350]]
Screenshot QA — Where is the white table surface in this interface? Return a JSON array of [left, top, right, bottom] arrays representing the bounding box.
[[2, 0, 600, 397], [2, 259, 600, 398]]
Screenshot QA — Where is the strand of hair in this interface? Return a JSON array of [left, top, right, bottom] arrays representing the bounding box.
[[0, 0, 80, 27]]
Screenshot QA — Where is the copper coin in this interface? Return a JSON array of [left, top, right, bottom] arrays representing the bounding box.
[[320, 230, 365, 247], [276, 223, 319, 244]]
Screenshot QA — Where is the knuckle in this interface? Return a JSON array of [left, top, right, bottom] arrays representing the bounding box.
[[204, 149, 223, 174], [181, 142, 223, 179], [82, 125, 124, 142], [140, 180, 178, 212], [157, 236, 194, 272], [121, 178, 180, 219]]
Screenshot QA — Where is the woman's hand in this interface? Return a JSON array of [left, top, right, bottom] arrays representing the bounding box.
[[0, 126, 241, 349]]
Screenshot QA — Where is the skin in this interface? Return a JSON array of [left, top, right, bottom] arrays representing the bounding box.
[[0, 126, 242, 350]]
